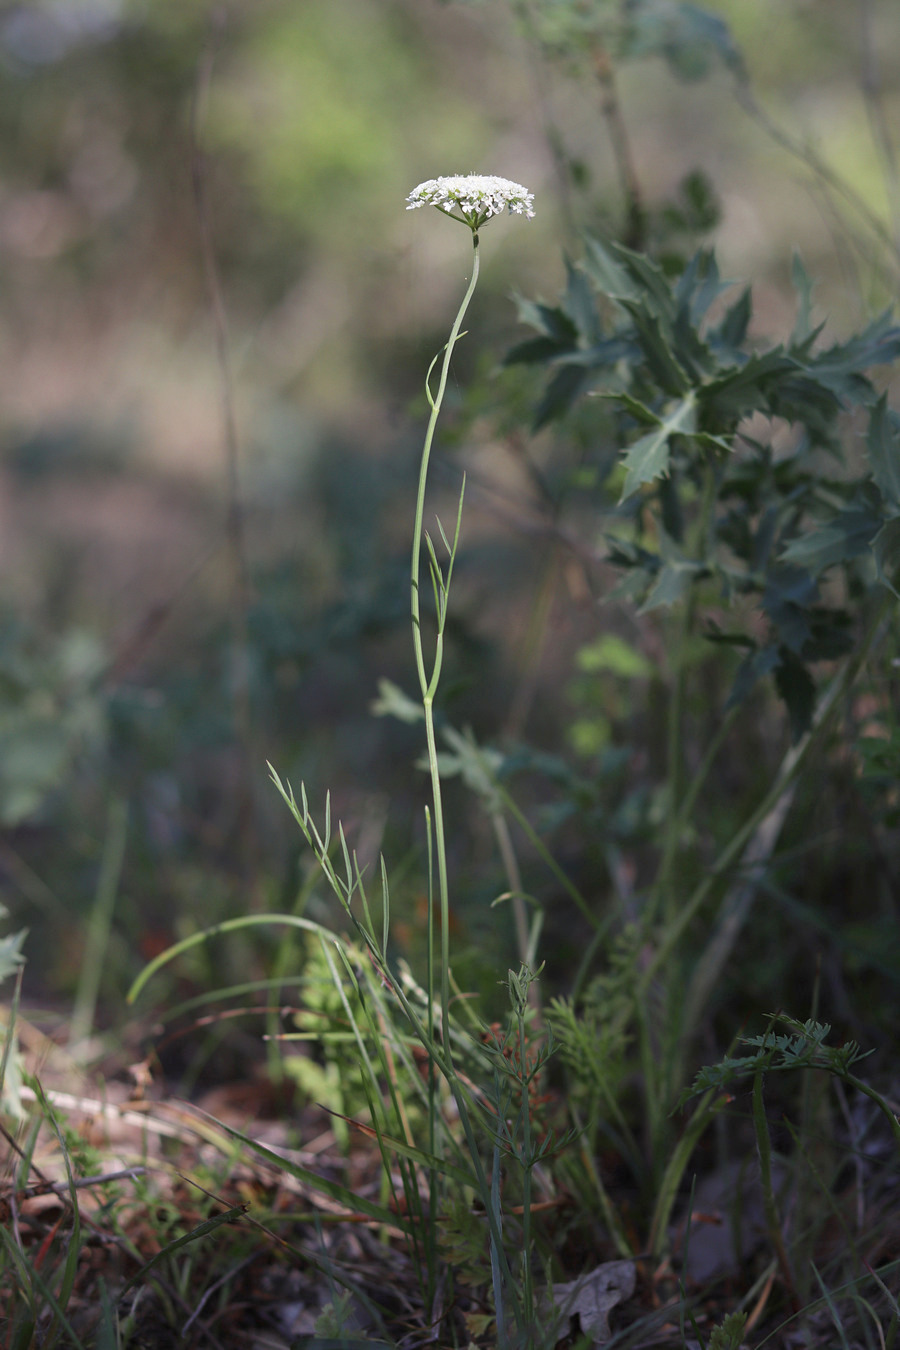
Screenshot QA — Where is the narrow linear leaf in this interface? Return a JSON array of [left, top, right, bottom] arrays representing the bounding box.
[[323, 1109, 477, 1191], [127, 914, 342, 1004], [187, 1104, 410, 1231], [119, 1206, 248, 1298]]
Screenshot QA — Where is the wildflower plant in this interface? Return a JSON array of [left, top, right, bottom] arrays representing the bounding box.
[[403, 173, 534, 1058], [131, 172, 544, 1346]]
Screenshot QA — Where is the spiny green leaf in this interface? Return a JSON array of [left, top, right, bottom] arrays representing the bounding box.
[[622, 299, 691, 394], [620, 430, 671, 500], [803, 311, 900, 405], [674, 247, 728, 325], [503, 335, 572, 366], [581, 236, 641, 303], [779, 508, 880, 574], [608, 241, 676, 317], [512, 296, 578, 344], [533, 363, 591, 428], [563, 253, 604, 343], [866, 394, 900, 514], [639, 558, 702, 612], [701, 348, 799, 417], [613, 390, 664, 426], [725, 644, 780, 711], [619, 392, 697, 500], [873, 518, 900, 597], [711, 285, 751, 353], [762, 567, 817, 653]]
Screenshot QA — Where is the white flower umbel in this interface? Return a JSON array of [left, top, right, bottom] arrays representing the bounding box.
[[406, 174, 534, 1066], [407, 173, 535, 233]]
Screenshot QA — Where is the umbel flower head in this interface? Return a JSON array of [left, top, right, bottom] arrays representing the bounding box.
[[406, 174, 535, 232]]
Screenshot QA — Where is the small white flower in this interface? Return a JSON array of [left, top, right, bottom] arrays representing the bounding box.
[[406, 174, 535, 230]]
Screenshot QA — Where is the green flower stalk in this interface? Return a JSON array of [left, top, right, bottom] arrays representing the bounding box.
[[406, 174, 534, 1059]]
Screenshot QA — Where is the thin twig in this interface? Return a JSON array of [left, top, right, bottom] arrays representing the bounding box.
[[589, 37, 646, 249], [10, 1167, 147, 1201]]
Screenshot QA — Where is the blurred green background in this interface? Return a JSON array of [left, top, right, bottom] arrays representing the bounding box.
[[1, 0, 898, 1035]]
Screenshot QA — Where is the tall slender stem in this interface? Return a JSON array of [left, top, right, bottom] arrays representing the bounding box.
[[411, 236, 481, 1059], [652, 461, 717, 928]]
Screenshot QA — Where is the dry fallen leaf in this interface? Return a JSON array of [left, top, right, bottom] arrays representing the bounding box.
[[544, 1259, 637, 1345]]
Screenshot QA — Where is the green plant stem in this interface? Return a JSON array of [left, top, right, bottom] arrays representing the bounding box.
[[648, 1086, 724, 1258], [411, 234, 481, 1061], [654, 589, 695, 927], [652, 461, 717, 929], [753, 1063, 799, 1310], [491, 811, 543, 1020], [517, 1002, 534, 1329], [71, 797, 128, 1047]]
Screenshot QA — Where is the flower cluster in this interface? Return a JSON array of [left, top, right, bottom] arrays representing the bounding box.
[[406, 174, 535, 231]]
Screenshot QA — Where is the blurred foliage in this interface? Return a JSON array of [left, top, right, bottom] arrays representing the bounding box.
[[0, 0, 898, 1065]]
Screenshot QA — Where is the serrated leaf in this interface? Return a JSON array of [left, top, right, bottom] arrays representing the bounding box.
[[563, 254, 603, 343], [581, 236, 640, 302], [512, 295, 578, 344], [674, 247, 720, 313], [609, 241, 677, 316], [639, 559, 700, 611], [613, 390, 664, 426], [566, 335, 636, 368], [619, 392, 697, 500], [623, 299, 692, 393], [712, 286, 751, 353], [804, 311, 900, 405], [503, 335, 573, 366], [534, 363, 590, 428], [692, 431, 734, 455], [709, 1311, 748, 1350], [873, 518, 900, 597], [779, 508, 879, 573], [726, 644, 780, 711], [605, 566, 657, 604], [702, 348, 799, 417], [866, 394, 900, 514], [762, 567, 816, 653], [620, 430, 671, 500]]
